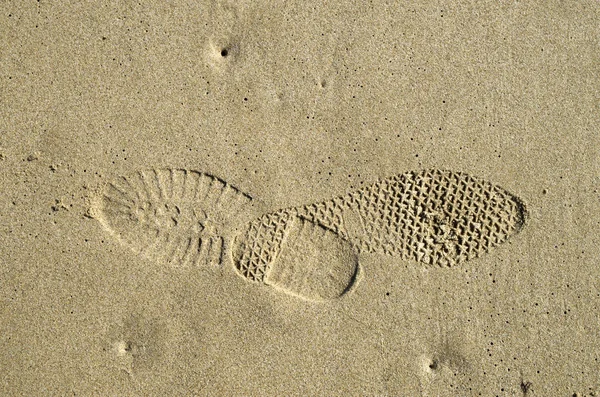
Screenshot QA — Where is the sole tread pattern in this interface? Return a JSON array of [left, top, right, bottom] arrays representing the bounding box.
[[95, 168, 253, 268], [232, 209, 297, 282], [343, 170, 526, 266], [232, 170, 527, 300], [95, 168, 527, 301]]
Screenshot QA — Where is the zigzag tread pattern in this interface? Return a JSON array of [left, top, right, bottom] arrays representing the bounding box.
[[232, 209, 297, 282], [297, 197, 350, 240], [344, 169, 526, 266], [231, 170, 526, 277]]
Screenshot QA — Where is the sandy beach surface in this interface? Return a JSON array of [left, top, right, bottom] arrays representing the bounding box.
[[1, 1, 599, 396]]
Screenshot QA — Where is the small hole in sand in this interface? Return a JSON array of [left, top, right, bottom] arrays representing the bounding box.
[[221, 48, 229, 57], [429, 359, 439, 370]]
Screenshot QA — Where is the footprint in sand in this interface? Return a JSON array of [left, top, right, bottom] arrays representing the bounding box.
[[92, 169, 257, 268], [92, 168, 527, 302]]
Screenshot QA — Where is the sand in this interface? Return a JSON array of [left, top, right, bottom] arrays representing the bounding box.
[[1, 1, 599, 396]]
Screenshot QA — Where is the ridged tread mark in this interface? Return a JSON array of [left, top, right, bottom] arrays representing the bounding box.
[[94, 168, 254, 268], [293, 170, 526, 267]]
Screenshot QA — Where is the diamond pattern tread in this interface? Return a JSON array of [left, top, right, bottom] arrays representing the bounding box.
[[231, 169, 527, 301], [307, 169, 527, 267]]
